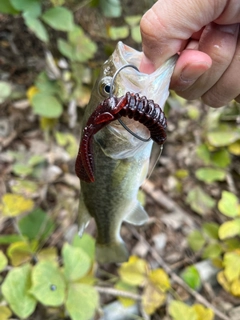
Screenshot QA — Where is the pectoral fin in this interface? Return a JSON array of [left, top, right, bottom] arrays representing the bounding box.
[[124, 202, 149, 226], [78, 193, 91, 236]]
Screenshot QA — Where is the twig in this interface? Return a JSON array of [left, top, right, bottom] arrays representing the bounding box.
[[139, 302, 150, 320], [141, 180, 194, 227], [129, 226, 231, 320], [95, 286, 141, 301], [226, 172, 237, 195]]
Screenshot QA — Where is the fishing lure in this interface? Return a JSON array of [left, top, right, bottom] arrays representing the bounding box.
[[75, 90, 167, 183]]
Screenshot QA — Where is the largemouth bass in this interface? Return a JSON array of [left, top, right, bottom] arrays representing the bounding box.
[[75, 42, 176, 263]]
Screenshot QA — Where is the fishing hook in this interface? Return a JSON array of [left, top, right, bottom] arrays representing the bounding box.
[[109, 64, 151, 143]]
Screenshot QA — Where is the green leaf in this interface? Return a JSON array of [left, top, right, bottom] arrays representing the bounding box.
[[224, 238, 240, 251], [66, 283, 99, 320], [187, 230, 205, 251], [2, 264, 37, 318], [18, 208, 55, 241], [62, 243, 91, 282], [11, 0, 41, 18], [202, 222, 219, 240], [57, 38, 74, 60], [108, 26, 129, 40], [211, 149, 230, 168], [28, 154, 45, 166], [0, 81, 12, 103], [0, 0, 18, 14], [202, 243, 222, 259], [30, 260, 66, 306], [31, 93, 63, 118], [195, 167, 226, 184], [24, 16, 49, 42], [169, 300, 198, 320], [196, 144, 211, 165], [124, 15, 141, 26], [72, 233, 95, 261], [12, 163, 33, 176], [131, 25, 141, 43], [181, 266, 201, 290], [37, 247, 58, 263], [207, 124, 240, 147], [0, 250, 8, 272], [59, 26, 97, 62], [0, 306, 12, 320], [35, 72, 59, 94], [42, 7, 74, 31], [54, 131, 78, 158], [186, 186, 216, 215], [99, 0, 122, 17], [218, 191, 239, 217], [11, 179, 38, 196], [187, 104, 200, 120], [219, 219, 240, 240], [0, 234, 23, 244], [223, 251, 240, 282]]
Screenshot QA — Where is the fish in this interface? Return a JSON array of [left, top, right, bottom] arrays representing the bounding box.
[[75, 42, 177, 263]]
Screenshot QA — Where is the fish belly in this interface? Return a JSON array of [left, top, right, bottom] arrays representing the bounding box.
[[78, 141, 149, 263]]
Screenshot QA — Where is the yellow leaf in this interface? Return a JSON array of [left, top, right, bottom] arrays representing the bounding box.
[[228, 140, 240, 155], [0, 306, 12, 320], [0, 250, 8, 272], [115, 281, 137, 308], [40, 117, 57, 131], [142, 283, 166, 315], [223, 251, 240, 282], [169, 300, 198, 320], [1, 193, 34, 217], [118, 256, 148, 286], [37, 247, 58, 263], [149, 268, 170, 293], [193, 304, 214, 320], [217, 271, 231, 293], [231, 278, 240, 296], [7, 241, 38, 267], [27, 86, 39, 102]]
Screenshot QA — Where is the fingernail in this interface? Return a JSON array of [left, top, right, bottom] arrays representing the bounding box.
[[216, 23, 239, 35]]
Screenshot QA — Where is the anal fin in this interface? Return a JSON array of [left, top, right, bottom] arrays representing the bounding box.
[[124, 202, 149, 226], [78, 193, 92, 237]]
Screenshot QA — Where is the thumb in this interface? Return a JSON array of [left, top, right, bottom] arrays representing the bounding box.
[[140, 0, 227, 72]]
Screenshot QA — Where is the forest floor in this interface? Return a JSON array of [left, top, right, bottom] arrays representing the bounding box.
[[0, 4, 240, 320]]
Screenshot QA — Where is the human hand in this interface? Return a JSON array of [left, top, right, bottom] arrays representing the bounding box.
[[140, 0, 240, 107]]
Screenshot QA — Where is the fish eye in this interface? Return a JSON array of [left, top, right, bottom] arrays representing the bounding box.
[[98, 77, 113, 97]]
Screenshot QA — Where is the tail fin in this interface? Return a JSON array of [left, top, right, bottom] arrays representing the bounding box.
[[96, 242, 129, 264]]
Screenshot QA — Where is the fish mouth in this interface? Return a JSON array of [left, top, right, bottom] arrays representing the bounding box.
[[75, 92, 167, 183]]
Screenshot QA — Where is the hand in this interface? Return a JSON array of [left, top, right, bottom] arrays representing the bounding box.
[[140, 0, 240, 107]]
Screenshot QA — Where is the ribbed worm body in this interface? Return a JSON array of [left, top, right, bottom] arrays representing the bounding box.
[[118, 92, 167, 145], [75, 92, 167, 183]]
